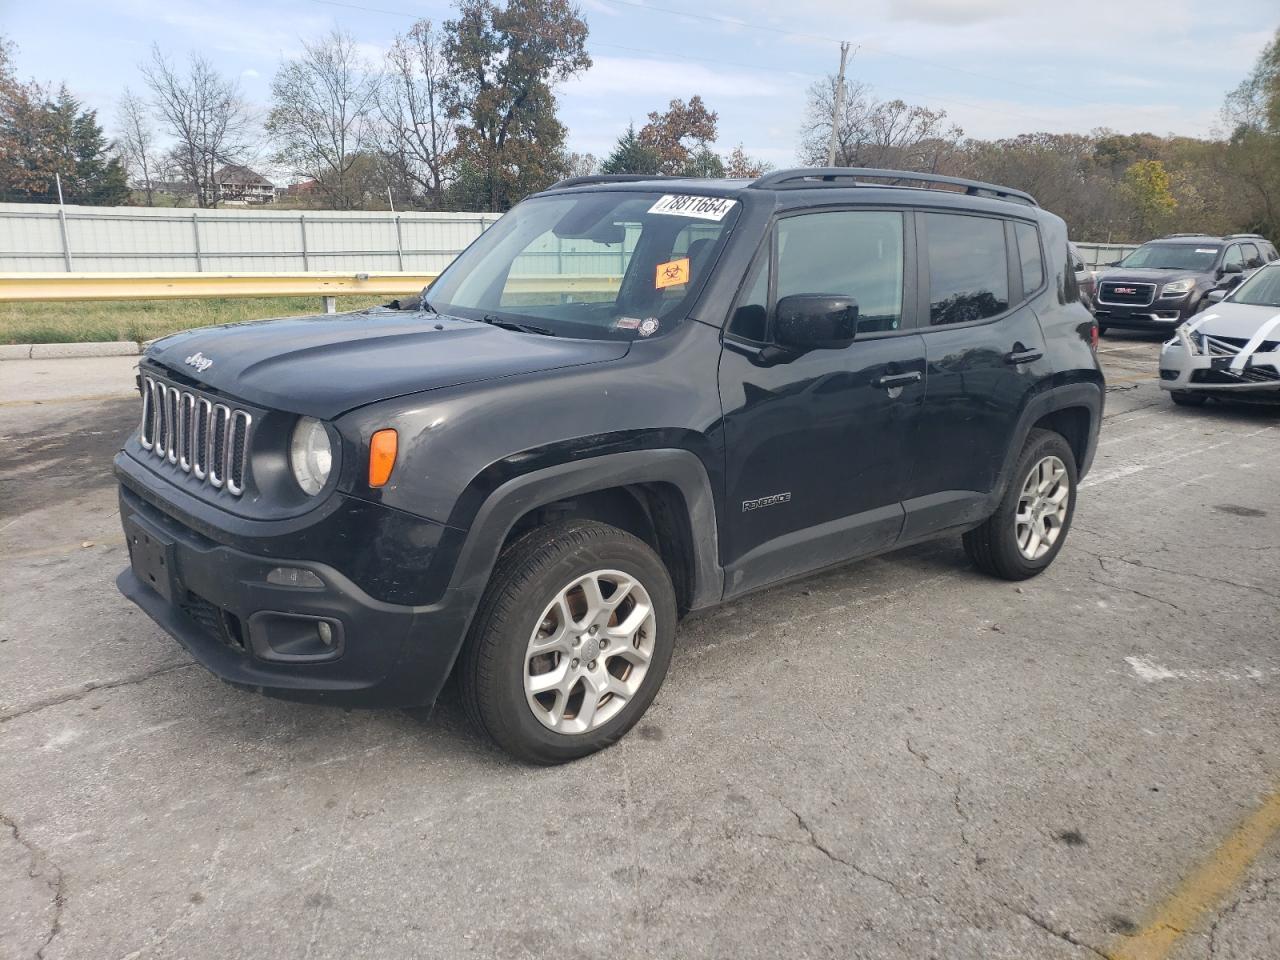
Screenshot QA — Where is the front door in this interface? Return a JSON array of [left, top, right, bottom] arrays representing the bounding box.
[[718, 209, 926, 598]]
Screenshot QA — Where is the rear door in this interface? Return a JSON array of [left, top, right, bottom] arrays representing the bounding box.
[[718, 208, 926, 597], [899, 211, 1052, 541]]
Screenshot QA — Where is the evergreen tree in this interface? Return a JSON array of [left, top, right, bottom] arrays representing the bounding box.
[[600, 123, 660, 175]]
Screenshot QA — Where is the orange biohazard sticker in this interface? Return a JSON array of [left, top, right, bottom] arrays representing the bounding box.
[[655, 257, 690, 289]]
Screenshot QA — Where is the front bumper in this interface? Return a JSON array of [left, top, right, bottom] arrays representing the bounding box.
[[117, 484, 476, 708], [1094, 299, 1189, 329], [1159, 335, 1280, 399]]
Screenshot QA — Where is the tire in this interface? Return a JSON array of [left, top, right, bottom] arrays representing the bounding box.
[[1170, 390, 1207, 407], [458, 519, 677, 765], [963, 429, 1078, 581]]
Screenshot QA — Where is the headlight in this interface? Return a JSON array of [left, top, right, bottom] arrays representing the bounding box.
[[1161, 278, 1195, 297], [290, 417, 333, 496]]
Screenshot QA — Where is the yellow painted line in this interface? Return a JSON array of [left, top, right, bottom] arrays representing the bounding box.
[[1110, 788, 1280, 960]]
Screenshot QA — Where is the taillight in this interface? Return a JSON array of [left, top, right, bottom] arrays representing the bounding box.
[[1089, 323, 1099, 352]]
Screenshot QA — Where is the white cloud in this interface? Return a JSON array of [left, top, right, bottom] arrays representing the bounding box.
[[888, 0, 1021, 25], [563, 55, 786, 99]]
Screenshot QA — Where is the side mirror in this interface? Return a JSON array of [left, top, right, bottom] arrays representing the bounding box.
[[774, 295, 859, 350], [1221, 262, 1244, 275], [1206, 288, 1228, 304]]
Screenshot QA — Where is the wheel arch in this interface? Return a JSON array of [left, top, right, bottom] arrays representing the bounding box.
[[991, 382, 1103, 507], [447, 449, 723, 619]]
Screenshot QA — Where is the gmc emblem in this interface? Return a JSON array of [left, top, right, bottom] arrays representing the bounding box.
[[1113, 287, 1137, 295]]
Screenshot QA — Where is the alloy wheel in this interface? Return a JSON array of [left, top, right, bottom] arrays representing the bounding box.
[[523, 570, 656, 735], [1015, 455, 1070, 561]]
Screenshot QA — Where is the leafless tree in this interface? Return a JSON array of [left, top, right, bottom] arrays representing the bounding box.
[[267, 30, 381, 210], [799, 76, 962, 172], [141, 47, 254, 207], [116, 87, 158, 204], [378, 19, 456, 208]]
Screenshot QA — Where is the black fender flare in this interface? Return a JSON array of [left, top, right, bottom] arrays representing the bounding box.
[[992, 380, 1104, 504], [445, 449, 724, 612]]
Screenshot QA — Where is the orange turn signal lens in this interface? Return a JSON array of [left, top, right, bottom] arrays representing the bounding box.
[[368, 429, 398, 488]]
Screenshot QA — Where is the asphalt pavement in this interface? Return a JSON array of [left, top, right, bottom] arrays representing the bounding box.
[[2, 335, 1278, 960]]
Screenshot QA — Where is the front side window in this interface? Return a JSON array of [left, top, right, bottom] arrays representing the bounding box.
[[1242, 243, 1262, 269], [776, 211, 905, 333], [1222, 245, 1244, 270], [427, 191, 740, 340], [925, 213, 1009, 325], [1015, 221, 1045, 294]]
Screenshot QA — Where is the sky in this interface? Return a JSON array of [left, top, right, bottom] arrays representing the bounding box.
[[2, 0, 1277, 176]]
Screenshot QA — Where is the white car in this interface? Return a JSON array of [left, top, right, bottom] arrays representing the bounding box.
[[1159, 261, 1280, 406]]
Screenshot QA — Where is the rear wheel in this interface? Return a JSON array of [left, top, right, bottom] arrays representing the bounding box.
[[1170, 390, 1207, 407], [459, 520, 677, 764], [964, 429, 1078, 581]]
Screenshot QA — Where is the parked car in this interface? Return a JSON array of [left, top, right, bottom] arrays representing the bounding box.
[[1069, 242, 1097, 312], [1160, 260, 1280, 406], [1093, 233, 1278, 335], [115, 167, 1103, 763]]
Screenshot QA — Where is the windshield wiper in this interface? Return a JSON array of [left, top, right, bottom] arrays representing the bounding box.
[[481, 314, 555, 336]]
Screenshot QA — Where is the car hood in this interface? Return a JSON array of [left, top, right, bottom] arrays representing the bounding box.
[[144, 308, 631, 419], [1098, 268, 1203, 285], [1193, 302, 1280, 341]]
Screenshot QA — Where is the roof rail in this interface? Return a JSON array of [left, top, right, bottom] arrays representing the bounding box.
[[748, 167, 1038, 207], [1223, 233, 1267, 240], [546, 173, 694, 191], [1162, 232, 1214, 238]]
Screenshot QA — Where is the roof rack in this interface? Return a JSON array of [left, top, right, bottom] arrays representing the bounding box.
[[1223, 233, 1268, 240], [1161, 232, 1214, 238], [748, 167, 1038, 207], [546, 173, 694, 191]]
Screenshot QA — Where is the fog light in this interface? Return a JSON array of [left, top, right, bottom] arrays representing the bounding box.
[[266, 566, 323, 588], [317, 621, 334, 647]]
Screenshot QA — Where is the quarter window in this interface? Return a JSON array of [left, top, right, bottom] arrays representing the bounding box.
[[776, 211, 905, 333], [728, 252, 769, 342], [1015, 222, 1044, 294], [925, 213, 1010, 325]]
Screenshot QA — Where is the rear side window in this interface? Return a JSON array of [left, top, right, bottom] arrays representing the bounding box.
[[776, 211, 905, 333], [1015, 222, 1044, 293], [925, 213, 1009, 325]]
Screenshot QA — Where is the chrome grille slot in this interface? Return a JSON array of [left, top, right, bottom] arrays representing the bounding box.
[[137, 375, 254, 497]]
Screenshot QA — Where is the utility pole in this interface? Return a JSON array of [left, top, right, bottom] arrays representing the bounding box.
[[827, 41, 851, 168]]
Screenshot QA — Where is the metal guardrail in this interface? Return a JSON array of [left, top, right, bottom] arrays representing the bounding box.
[[0, 271, 623, 313]]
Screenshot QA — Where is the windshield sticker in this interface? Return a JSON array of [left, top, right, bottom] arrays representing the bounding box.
[[1196, 248, 1217, 253], [655, 257, 691, 289], [614, 317, 642, 330], [648, 194, 736, 221], [638, 318, 660, 337]]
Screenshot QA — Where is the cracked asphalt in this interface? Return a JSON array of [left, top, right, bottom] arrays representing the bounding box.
[[2, 336, 1278, 960]]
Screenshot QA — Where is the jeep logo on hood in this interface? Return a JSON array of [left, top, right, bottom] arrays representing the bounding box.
[[185, 352, 214, 373]]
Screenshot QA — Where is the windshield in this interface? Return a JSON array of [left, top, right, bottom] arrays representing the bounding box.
[[1229, 266, 1280, 307], [1118, 243, 1220, 271], [426, 190, 741, 340]]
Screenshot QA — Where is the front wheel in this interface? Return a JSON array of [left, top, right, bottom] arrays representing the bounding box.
[[963, 429, 1078, 581], [459, 520, 677, 764]]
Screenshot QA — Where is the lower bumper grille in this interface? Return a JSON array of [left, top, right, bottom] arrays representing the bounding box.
[[1191, 366, 1280, 385], [178, 590, 246, 651]]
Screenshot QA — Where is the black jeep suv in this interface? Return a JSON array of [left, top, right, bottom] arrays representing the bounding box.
[[115, 168, 1103, 763], [1094, 233, 1279, 335]]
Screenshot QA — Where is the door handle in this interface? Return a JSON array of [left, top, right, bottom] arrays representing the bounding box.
[[1005, 346, 1044, 365], [872, 370, 923, 390]]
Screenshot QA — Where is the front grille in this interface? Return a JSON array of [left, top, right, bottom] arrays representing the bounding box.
[[138, 375, 253, 495], [1199, 333, 1280, 356], [1099, 281, 1156, 306]]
